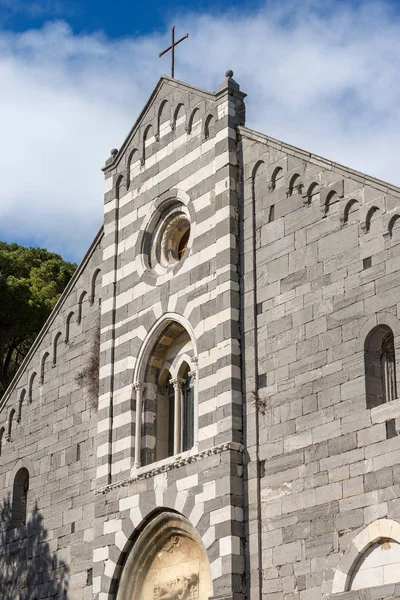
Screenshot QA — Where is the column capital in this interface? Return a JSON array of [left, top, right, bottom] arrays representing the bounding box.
[[133, 382, 146, 393], [169, 377, 185, 390]]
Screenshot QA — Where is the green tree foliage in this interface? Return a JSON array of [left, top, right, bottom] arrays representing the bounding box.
[[0, 242, 76, 398]]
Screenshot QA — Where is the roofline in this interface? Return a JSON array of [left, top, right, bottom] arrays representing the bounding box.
[[103, 75, 217, 173], [0, 225, 104, 412], [239, 126, 400, 198]]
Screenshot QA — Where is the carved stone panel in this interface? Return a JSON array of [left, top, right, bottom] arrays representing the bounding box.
[[116, 512, 213, 600], [142, 533, 207, 599]]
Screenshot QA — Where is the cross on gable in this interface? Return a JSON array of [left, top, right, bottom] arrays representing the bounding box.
[[159, 26, 189, 79]]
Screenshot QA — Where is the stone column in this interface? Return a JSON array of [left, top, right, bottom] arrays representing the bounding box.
[[134, 383, 145, 468], [170, 378, 184, 455]]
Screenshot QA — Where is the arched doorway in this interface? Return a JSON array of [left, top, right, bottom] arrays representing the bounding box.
[[116, 511, 213, 600]]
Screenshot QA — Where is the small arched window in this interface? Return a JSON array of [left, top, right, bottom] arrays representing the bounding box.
[[11, 467, 29, 527], [365, 325, 397, 409]]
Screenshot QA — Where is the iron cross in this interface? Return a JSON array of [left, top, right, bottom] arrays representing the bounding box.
[[159, 26, 189, 79]]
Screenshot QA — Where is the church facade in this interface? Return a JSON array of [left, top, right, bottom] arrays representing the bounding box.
[[1, 71, 400, 600]]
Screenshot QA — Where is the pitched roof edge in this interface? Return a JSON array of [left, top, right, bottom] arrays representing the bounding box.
[[0, 225, 104, 412], [103, 75, 217, 172], [239, 126, 400, 197]]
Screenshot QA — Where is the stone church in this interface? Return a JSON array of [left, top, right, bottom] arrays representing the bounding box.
[[2, 69, 400, 600]]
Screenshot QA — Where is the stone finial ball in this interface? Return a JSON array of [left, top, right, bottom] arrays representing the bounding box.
[[225, 69, 234, 78]]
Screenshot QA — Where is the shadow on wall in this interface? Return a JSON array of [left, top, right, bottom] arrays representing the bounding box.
[[0, 496, 69, 599]]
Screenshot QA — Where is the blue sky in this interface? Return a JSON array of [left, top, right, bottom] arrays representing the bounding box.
[[0, 0, 262, 37], [1, 0, 400, 262]]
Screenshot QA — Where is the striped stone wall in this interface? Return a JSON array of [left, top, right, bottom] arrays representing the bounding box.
[[94, 74, 246, 599]]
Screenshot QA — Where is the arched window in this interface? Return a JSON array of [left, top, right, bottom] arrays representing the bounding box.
[[365, 325, 397, 409], [11, 467, 29, 527], [134, 321, 196, 468]]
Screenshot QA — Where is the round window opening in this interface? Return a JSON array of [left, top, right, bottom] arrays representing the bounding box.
[[147, 202, 192, 276]]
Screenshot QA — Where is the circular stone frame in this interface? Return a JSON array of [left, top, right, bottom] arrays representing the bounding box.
[[136, 189, 195, 286], [116, 511, 213, 600]]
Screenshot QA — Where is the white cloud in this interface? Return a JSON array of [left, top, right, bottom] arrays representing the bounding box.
[[1, 1, 400, 261]]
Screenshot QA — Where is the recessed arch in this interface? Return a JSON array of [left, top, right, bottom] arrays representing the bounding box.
[[65, 311, 75, 343], [252, 160, 267, 210], [305, 182, 320, 205], [77, 291, 88, 325], [116, 510, 213, 600], [204, 114, 214, 139], [365, 205, 380, 233], [28, 371, 37, 403], [288, 173, 301, 196], [52, 331, 62, 366], [173, 103, 185, 130], [157, 99, 170, 137], [187, 107, 201, 135], [343, 199, 359, 225], [271, 166, 284, 191], [324, 190, 338, 215], [127, 148, 138, 190], [388, 214, 400, 239], [90, 268, 101, 306], [7, 408, 15, 442], [251, 159, 265, 182], [142, 123, 154, 164], [115, 173, 126, 201], [40, 352, 49, 384], [17, 388, 26, 423]]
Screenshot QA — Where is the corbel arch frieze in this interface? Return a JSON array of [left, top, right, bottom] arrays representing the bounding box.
[[360, 196, 385, 232], [383, 210, 400, 240], [320, 179, 344, 215]]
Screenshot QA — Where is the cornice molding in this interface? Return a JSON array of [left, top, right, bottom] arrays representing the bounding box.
[[95, 441, 244, 495]]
